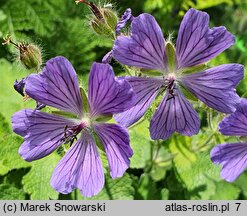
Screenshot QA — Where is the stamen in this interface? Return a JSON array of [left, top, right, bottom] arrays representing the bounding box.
[[162, 77, 177, 100], [61, 124, 85, 145]]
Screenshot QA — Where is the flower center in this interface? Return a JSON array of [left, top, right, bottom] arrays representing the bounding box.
[[60, 115, 91, 145], [162, 73, 177, 100]]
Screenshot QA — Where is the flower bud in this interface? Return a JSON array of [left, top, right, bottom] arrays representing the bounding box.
[[2, 35, 42, 71], [76, 0, 118, 37], [101, 8, 118, 31], [19, 43, 42, 71], [90, 18, 113, 37]]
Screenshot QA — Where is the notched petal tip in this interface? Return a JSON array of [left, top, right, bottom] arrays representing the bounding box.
[[88, 62, 135, 117], [176, 8, 235, 68]]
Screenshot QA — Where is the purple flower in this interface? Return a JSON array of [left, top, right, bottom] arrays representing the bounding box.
[[11, 56, 135, 197], [112, 8, 244, 140], [211, 99, 247, 182]]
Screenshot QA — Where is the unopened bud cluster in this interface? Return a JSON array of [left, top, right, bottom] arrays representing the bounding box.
[[77, 0, 118, 37], [2, 35, 42, 71]]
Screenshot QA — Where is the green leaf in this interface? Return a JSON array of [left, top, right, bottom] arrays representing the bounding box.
[[169, 136, 197, 172], [0, 113, 30, 173], [22, 153, 60, 200], [0, 168, 28, 199], [77, 173, 134, 200], [0, 182, 26, 199], [161, 188, 169, 200], [234, 173, 247, 199], [149, 143, 172, 181], [210, 181, 240, 200], [169, 136, 225, 199], [0, 161, 9, 176], [0, 59, 35, 125], [128, 120, 151, 169], [0, 112, 11, 137], [0, 135, 30, 172], [0, 0, 66, 39], [136, 173, 160, 200]]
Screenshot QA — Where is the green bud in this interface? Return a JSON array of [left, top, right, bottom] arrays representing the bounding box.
[[19, 43, 42, 71], [77, 1, 118, 37], [101, 8, 118, 31], [2, 35, 42, 71], [90, 18, 113, 37], [165, 41, 176, 72]]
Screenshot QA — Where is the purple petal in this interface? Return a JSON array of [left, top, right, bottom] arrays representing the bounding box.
[[113, 13, 167, 71], [25, 56, 83, 116], [219, 99, 247, 136], [176, 8, 235, 69], [180, 64, 243, 113], [150, 89, 200, 140], [50, 132, 104, 197], [11, 109, 77, 161], [114, 76, 163, 127], [102, 51, 113, 64], [115, 8, 133, 36], [94, 123, 133, 179], [14, 78, 25, 97], [211, 143, 247, 182], [88, 63, 135, 117]]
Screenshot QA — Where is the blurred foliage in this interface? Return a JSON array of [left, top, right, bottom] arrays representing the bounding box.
[[0, 0, 247, 200]]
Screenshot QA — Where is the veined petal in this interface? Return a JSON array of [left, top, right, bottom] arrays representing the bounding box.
[[11, 109, 77, 162], [94, 123, 133, 179], [150, 89, 200, 140], [219, 99, 247, 136], [176, 8, 235, 69], [50, 132, 104, 198], [113, 13, 167, 71], [181, 64, 243, 113], [211, 143, 247, 182], [114, 76, 163, 127], [25, 56, 83, 116], [88, 63, 135, 117]]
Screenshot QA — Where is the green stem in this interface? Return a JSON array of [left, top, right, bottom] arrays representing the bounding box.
[[207, 109, 214, 130]]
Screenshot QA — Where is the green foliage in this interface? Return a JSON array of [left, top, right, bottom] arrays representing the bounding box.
[[0, 181, 26, 200], [85, 174, 135, 200], [0, 59, 35, 124], [128, 120, 151, 169], [0, 0, 246, 201], [0, 135, 30, 172], [210, 182, 240, 200], [22, 154, 60, 200], [0, 0, 66, 40]]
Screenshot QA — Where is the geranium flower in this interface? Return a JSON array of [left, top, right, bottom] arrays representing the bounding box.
[[12, 56, 135, 197], [112, 8, 243, 140], [211, 99, 247, 182]]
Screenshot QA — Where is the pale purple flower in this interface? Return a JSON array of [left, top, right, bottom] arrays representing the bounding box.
[[11, 56, 135, 197], [211, 99, 247, 182], [112, 8, 244, 140]]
